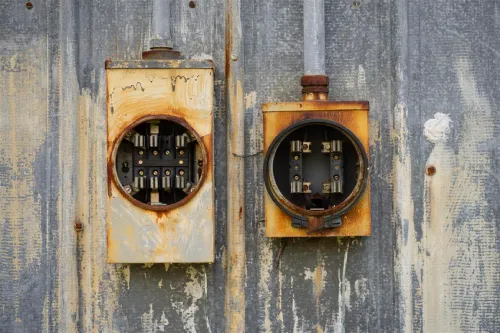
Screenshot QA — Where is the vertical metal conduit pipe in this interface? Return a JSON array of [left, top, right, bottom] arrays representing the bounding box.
[[143, 0, 180, 59], [302, 0, 329, 100], [151, 0, 173, 48], [304, 0, 326, 75], [225, 0, 246, 331]]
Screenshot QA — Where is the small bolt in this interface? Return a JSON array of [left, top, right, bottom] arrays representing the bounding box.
[[302, 144, 309, 150], [179, 150, 185, 155], [303, 184, 309, 191], [324, 184, 331, 190], [294, 165, 299, 170], [138, 160, 143, 165], [335, 165, 340, 170], [125, 187, 132, 193], [165, 150, 171, 156], [74, 222, 83, 231], [293, 155, 299, 161], [153, 170, 159, 176], [165, 170, 171, 176], [231, 54, 238, 61], [138, 170, 144, 176], [179, 160, 184, 165], [333, 155, 339, 160], [179, 170, 185, 176], [294, 175, 300, 181], [138, 150, 144, 156], [325, 143, 331, 150], [153, 150, 159, 156], [333, 175, 340, 181]]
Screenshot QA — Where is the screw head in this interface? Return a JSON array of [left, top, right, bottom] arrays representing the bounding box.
[[138, 160, 143, 165], [74, 222, 83, 231], [179, 170, 185, 176], [138, 150, 144, 155], [324, 184, 331, 190], [165, 150, 171, 156], [293, 155, 299, 161], [153, 150, 159, 156], [179, 150, 185, 156], [333, 175, 340, 181], [179, 160, 184, 165], [165, 170, 171, 176], [294, 175, 300, 181], [325, 143, 331, 150], [153, 170, 158, 176], [333, 155, 339, 160], [138, 170, 144, 176]]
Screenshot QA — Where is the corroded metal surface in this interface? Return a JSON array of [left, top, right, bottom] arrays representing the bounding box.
[[1, 0, 500, 332], [106, 67, 214, 263], [225, 0, 247, 330], [262, 102, 371, 237]]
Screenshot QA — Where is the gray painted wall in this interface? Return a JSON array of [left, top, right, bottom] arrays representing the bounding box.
[[0, 0, 498, 332]]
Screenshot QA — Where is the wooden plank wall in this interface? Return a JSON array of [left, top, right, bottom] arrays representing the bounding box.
[[0, 0, 498, 332]]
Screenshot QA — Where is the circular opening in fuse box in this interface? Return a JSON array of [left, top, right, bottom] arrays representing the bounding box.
[[111, 115, 207, 211], [264, 119, 368, 219]]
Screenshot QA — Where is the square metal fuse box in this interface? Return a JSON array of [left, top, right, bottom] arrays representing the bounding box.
[[262, 101, 371, 237]]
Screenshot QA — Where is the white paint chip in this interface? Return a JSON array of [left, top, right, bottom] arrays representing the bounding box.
[[424, 113, 452, 143]]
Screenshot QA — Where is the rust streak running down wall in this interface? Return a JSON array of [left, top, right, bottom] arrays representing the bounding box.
[[225, 0, 246, 331]]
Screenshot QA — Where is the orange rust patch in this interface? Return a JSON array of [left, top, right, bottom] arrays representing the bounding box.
[[263, 101, 371, 237]]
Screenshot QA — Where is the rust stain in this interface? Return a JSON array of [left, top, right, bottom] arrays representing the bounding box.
[[106, 65, 215, 263], [263, 102, 371, 237]]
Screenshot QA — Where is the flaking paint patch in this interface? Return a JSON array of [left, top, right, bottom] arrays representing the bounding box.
[[354, 278, 369, 304], [244, 91, 257, 109], [392, 102, 419, 333], [330, 242, 350, 333], [0, 44, 47, 324], [421, 56, 500, 332], [119, 265, 131, 290], [291, 276, 303, 333], [423, 113, 451, 143], [257, 224, 274, 332], [140, 303, 170, 333], [171, 266, 205, 333], [77, 89, 122, 332], [304, 252, 326, 333]]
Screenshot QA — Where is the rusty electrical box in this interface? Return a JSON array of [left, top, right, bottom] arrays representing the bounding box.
[[106, 60, 214, 263], [262, 101, 370, 237]]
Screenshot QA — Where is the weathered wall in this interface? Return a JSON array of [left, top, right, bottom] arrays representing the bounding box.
[[0, 0, 498, 332]]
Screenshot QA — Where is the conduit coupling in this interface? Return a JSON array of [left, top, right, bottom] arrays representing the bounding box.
[[302, 0, 328, 100]]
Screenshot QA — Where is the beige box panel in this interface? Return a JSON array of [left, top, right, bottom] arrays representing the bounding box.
[[106, 67, 214, 263]]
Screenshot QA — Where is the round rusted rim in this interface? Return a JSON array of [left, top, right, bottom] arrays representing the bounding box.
[[110, 114, 208, 212], [264, 119, 368, 219]]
